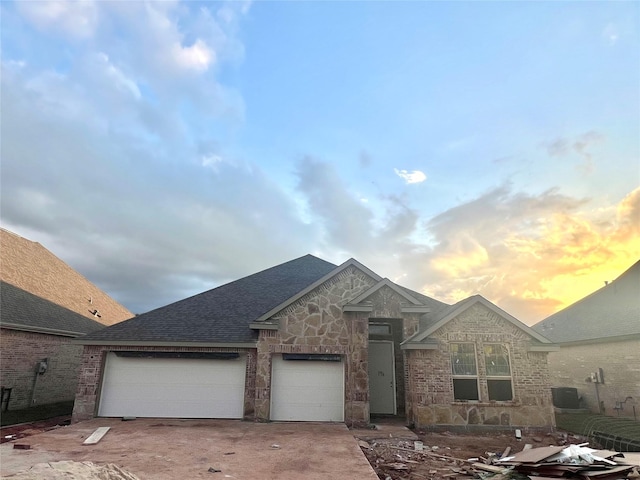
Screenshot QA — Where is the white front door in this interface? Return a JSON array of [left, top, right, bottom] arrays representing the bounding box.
[[368, 341, 396, 414]]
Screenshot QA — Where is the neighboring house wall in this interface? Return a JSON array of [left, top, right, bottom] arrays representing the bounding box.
[[546, 338, 640, 418], [406, 303, 555, 429], [1, 328, 83, 410], [0, 229, 132, 326], [72, 345, 256, 423]]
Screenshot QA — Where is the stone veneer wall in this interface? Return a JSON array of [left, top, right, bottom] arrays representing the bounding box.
[[406, 303, 555, 430], [1, 328, 83, 410], [256, 266, 377, 425], [546, 338, 640, 417], [72, 345, 256, 423]]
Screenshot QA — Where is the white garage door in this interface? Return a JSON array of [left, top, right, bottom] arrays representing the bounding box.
[[270, 354, 344, 421], [98, 352, 246, 418]]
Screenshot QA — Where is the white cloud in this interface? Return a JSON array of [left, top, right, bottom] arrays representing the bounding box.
[[17, 0, 98, 39], [394, 169, 427, 184], [172, 39, 215, 72], [95, 53, 141, 100]]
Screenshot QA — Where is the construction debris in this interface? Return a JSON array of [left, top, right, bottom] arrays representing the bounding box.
[[359, 436, 640, 480], [82, 426, 111, 445], [499, 443, 638, 479]]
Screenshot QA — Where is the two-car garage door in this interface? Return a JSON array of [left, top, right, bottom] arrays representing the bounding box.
[[98, 352, 246, 418], [98, 352, 344, 421]]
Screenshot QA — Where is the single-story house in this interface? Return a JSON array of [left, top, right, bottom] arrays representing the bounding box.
[[73, 255, 557, 429], [533, 260, 640, 417], [1, 282, 105, 410]]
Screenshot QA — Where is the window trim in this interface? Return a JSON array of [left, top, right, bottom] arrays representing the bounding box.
[[483, 344, 514, 402], [450, 343, 480, 401]]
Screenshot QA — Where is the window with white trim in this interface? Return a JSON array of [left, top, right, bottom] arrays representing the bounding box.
[[484, 344, 513, 401], [450, 343, 479, 401]]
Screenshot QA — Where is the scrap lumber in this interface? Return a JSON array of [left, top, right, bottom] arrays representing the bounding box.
[[83, 426, 111, 445]]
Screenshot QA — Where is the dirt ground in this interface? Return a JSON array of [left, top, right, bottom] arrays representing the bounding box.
[[0, 418, 378, 480], [4, 418, 638, 480]]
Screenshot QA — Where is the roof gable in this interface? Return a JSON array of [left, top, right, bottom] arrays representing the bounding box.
[[254, 258, 382, 322], [80, 254, 337, 345], [1, 282, 105, 337], [532, 260, 640, 343], [403, 294, 553, 346], [342, 278, 435, 313]]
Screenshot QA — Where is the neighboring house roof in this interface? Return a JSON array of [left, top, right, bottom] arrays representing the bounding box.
[[403, 295, 555, 349], [532, 260, 640, 344], [1, 282, 105, 337], [0, 228, 133, 325], [79, 254, 338, 346]]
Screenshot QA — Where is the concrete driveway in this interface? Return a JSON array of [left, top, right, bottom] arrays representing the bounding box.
[[1, 418, 378, 479]]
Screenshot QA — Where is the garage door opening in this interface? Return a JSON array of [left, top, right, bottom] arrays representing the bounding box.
[[270, 354, 344, 422], [98, 352, 246, 419]]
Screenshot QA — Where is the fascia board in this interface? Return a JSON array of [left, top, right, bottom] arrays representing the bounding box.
[[72, 340, 258, 348], [1, 322, 82, 338]]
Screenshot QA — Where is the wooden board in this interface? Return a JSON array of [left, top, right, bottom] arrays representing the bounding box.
[[83, 427, 111, 445]]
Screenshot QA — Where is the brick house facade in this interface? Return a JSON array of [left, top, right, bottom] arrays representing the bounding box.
[[72, 256, 556, 430], [533, 260, 640, 418]]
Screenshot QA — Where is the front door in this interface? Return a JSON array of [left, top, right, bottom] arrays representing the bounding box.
[[368, 341, 396, 414]]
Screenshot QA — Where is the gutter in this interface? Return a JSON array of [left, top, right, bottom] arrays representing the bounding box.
[[0, 322, 85, 338]]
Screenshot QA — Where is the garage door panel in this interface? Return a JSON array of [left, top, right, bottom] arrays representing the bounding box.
[[270, 355, 344, 422], [98, 353, 246, 419]]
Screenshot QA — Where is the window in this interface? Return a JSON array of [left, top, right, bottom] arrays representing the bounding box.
[[484, 344, 513, 401], [450, 343, 479, 400]]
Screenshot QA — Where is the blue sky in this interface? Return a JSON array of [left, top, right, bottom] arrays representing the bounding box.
[[1, 1, 638, 324]]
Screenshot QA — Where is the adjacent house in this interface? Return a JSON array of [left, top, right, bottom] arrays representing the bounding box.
[[73, 255, 557, 430], [0, 228, 133, 412], [1, 282, 105, 410], [533, 260, 640, 418]]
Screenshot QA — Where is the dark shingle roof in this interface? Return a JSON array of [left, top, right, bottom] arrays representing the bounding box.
[[532, 260, 640, 343], [1, 282, 106, 336], [80, 255, 337, 344]]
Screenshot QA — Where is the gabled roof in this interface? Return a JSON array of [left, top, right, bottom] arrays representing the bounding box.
[[402, 294, 553, 348], [532, 260, 640, 344], [343, 278, 433, 313], [0, 228, 132, 325], [1, 282, 105, 337], [79, 255, 337, 345], [254, 258, 382, 322]]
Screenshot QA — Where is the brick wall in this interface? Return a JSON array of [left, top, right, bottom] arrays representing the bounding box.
[[406, 303, 555, 430], [71, 345, 256, 423], [546, 338, 640, 417], [1, 328, 83, 410], [1, 229, 132, 326]]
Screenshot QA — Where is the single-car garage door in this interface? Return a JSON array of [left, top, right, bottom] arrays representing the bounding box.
[[98, 352, 246, 418], [270, 354, 344, 421]]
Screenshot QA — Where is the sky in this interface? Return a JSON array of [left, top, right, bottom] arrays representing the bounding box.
[[1, 1, 638, 325]]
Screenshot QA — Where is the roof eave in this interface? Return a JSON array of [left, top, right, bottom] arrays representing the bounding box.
[[73, 340, 258, 348], [401, 342, 439, 350], [1, 322, 85, 338], [249, 322, 279, 330], [528, 344, 560, 352]]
